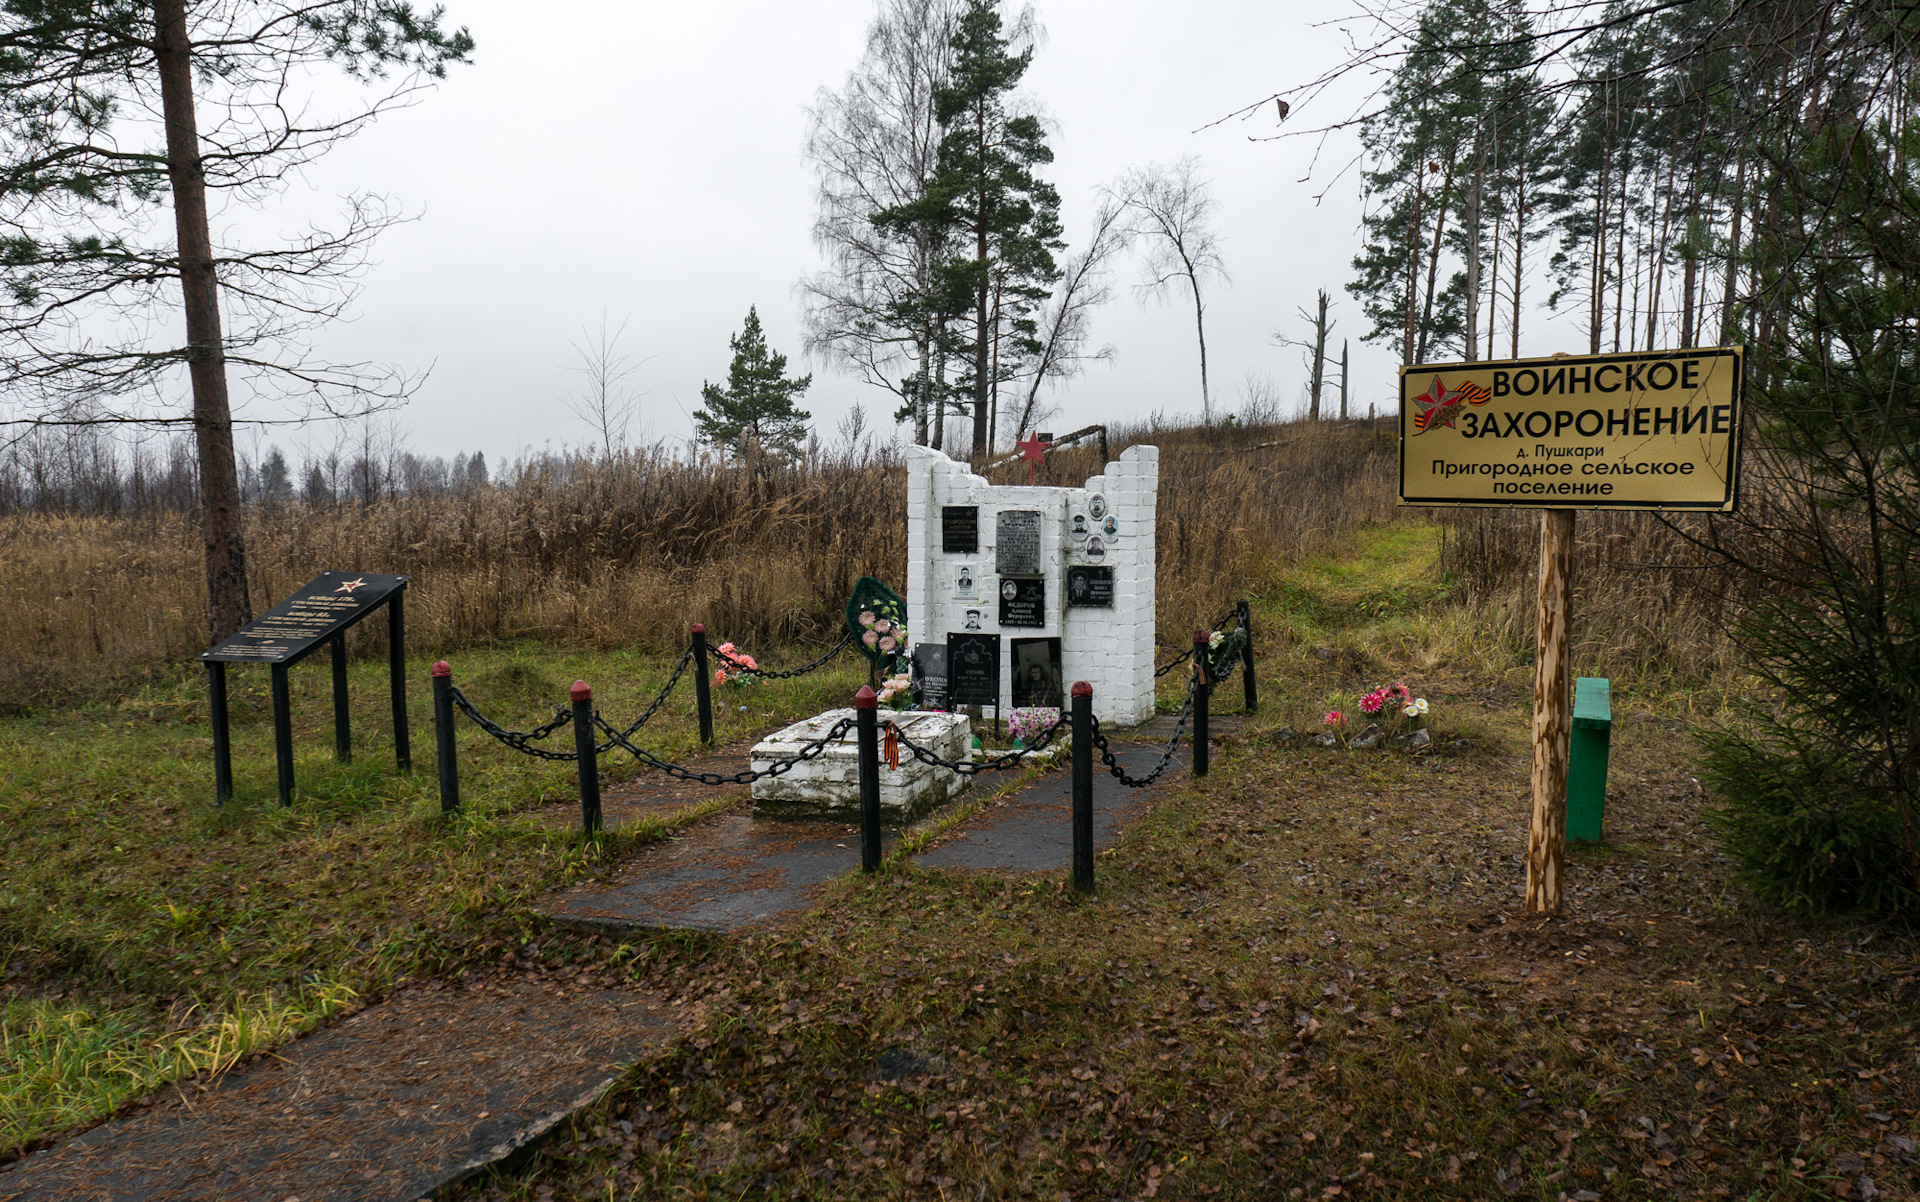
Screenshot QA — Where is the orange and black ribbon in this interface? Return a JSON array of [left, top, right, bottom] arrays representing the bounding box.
[[883, 722, 900, 770]]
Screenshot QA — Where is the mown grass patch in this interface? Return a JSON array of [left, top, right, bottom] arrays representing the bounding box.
[[0, 640, 877, 1156]]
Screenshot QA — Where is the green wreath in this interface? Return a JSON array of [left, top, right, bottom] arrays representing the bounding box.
[[845, 577, 910, 673]]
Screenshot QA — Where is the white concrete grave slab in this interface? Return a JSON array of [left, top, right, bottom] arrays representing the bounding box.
[[750, 709, 971, 823], [905, 444, 1158, 726]]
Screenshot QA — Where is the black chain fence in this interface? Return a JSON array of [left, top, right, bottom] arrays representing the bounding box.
[[1091, 672, 1198, 788], [448, 644, 696, 762], [594, 713, 855, 786], [890, 711, 1068, 776], [710, 631, 854, 680]]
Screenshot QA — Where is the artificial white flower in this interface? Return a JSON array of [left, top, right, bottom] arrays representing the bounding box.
[[1403, 697, 1429, 717]]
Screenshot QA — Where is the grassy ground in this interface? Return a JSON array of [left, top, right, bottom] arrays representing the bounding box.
[[0, 637, 879, 1157], [5, 521, 1915, 1199], [442, 525, 1917, 1201]]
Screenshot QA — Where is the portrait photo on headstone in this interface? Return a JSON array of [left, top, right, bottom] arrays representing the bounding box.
[[953, 564, 977, 599], [1084, 535, 1106, 561], [1070, 513, 1089, 537], [1087, 493, 1108, 520], [963, 607, 983, 631], [1011, 637, 1064, 708]]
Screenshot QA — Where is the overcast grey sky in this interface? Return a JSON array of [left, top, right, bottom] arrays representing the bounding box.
[[255, 0, 1577, 464]]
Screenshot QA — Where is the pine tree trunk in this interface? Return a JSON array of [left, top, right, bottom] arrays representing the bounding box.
[[1464, 135, 1482, 361], [1509, 169, 1526, 359], [156, 0, 251, 644], [1720, 156, 1746, 342], [1415, 161, 1454, 364], [971, 105, 989, 460], [1403, 171, 1425, 365]]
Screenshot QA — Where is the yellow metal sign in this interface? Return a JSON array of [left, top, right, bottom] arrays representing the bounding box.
[[1397, 347, 1743, 510]]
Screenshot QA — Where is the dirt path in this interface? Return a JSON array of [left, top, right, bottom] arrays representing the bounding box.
[[0, 963, 685, 1202]]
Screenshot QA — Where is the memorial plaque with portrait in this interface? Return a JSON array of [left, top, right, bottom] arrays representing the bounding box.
[[947, 633, 1000, 706], [1011, 637, 1064, 707], [995, 508, 1043, 576], [999, 576, 1045, 627], [1066, 565, 1114, 608]]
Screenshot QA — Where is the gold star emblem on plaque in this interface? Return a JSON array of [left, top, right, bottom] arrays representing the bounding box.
[[335, 577, 368, 593]]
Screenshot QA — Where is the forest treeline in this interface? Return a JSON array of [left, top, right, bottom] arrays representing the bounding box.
[[1348, 0, 1898, 370]]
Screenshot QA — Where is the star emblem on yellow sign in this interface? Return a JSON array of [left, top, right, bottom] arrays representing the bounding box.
[[335, 577, 368, 593]]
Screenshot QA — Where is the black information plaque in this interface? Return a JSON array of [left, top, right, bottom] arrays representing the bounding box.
[[197, 570, 412, 811], [995, 508, 1043, 575], [912, 643, 949, 711], [941, 506, 979, 554], [1066, 565, 1114, 608], [999, 576, 1046, 627], [201, 571, 408, 665], [947, 633, 1000, 706]]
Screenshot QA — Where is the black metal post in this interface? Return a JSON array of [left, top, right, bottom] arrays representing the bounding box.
[[270, 662, 295, 807], [855, 686, 881, 872], [1237, 598, 1258, 714], [388, 589, 411, 772], [1071, 679, 1094, 893], [1192, 630, 1211, 779], [330, 631, 352, 763], [572, 679, 601, 836], [432, 661, 460, 813], [690, 623, 714, 745], [207, 662, 232, 806]]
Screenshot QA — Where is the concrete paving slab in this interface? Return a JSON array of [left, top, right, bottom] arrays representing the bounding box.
[[916, 747, 1186, 874], [543, 814, 896, 935], [0, 973, 675, 1202]]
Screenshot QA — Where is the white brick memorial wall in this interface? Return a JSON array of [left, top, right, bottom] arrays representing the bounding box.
[[904, 444, 1158, 726]]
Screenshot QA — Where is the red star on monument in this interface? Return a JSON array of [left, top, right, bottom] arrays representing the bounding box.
[[1016, 432, 1049, 482]]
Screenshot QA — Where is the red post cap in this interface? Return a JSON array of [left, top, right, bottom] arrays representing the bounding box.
[[854, 685, 877, 710], [1194, 629, 1210, 645], [571, 679, 591, 703], [690, 623, 706, 635], [1071, 680, 1092, 699], [431, 660, 451, 678]]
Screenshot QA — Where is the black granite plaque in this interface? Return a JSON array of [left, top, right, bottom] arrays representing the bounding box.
[[912, 643, 949, 711], [1066, 565, 1114, 608], [200, 572, 408, 665], [947, 633, 1000, 706], [941, 506, 979, 554], [998, 576, 1045, 627], [995, 509, 1043, 575], [1010, 637, 1064, 707]]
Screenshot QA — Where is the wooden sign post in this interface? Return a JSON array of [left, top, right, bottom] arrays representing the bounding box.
[[1398, 348, 1744, 915]]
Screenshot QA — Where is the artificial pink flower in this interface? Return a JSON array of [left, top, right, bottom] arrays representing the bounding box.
[[879, 636, 896, 652], [858, 610, 876, 627], [873, 618, 892, 634], [1323, 709, 1344, 727], [862, 630, 879, 647]]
